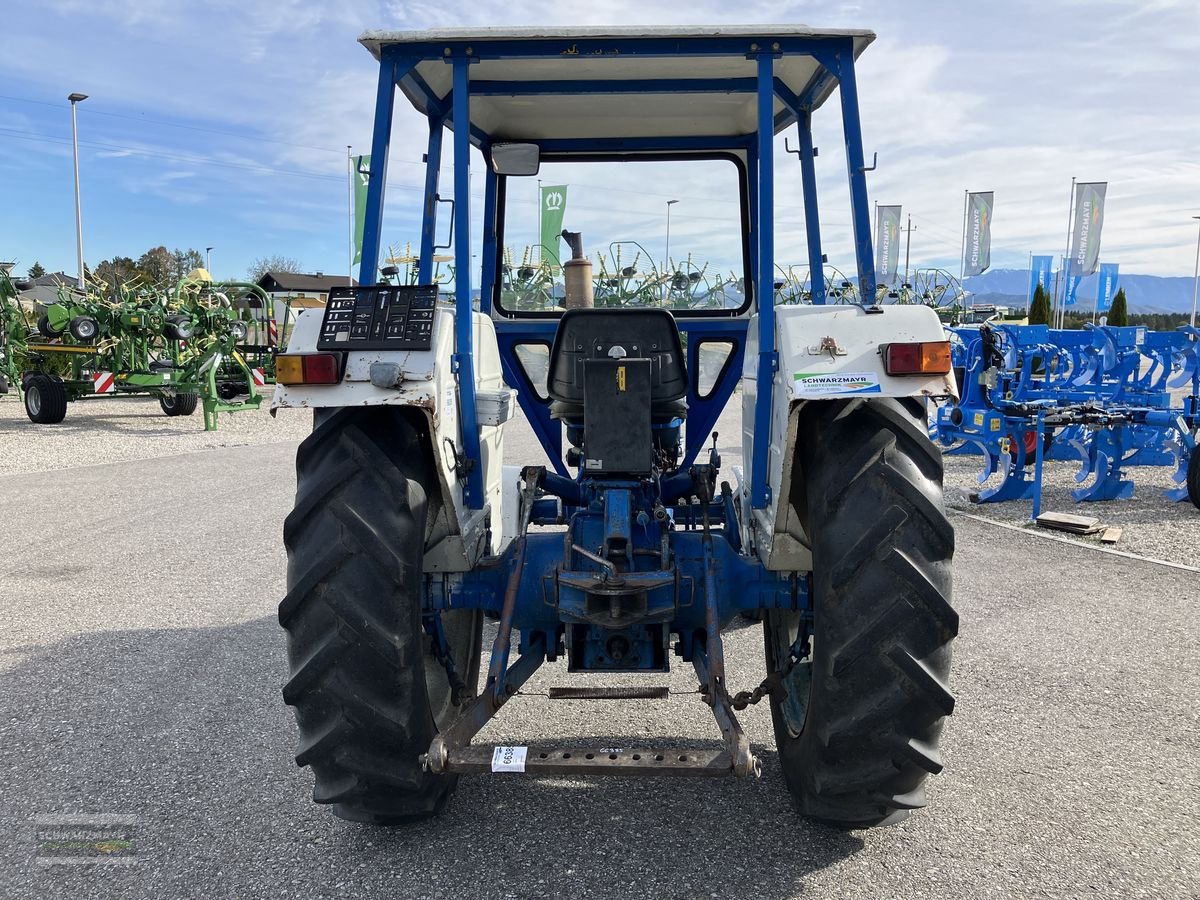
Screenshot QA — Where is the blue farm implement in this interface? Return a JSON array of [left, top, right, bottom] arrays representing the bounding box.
[[935, 322, 1200, 511], [273, 26, 960, 829]]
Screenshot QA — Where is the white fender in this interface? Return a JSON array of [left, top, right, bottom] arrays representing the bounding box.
[[273, 306, 512, 571], [742, 303, 955, 570]]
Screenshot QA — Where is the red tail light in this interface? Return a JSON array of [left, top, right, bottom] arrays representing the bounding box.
[[275, 353, 343, 385], [883, 341, 952, 376]]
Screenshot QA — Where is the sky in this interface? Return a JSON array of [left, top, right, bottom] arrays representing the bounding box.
[[2, 0, 1199, 285]]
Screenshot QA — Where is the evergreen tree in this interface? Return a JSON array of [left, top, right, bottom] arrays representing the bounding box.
[[27, 261, 45, 278], [1107, 288, 1129, 326], [1028, 283, 1051, 325], [172, 248, 204, 281]]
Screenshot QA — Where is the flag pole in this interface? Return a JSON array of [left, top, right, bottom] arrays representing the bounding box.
[[958, 189, 968, 303], [347, 146, 354, 286], [873, 200, 878, 293], [1054, 176, 1076, 328], [1027, 251, 1033, 309], [903, 213, 914, 289]]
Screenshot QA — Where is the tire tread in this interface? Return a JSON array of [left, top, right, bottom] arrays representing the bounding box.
[[769, 397, 958, 828], [280, 407, 462, 824]]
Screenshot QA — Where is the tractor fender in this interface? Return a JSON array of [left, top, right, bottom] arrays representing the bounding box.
[[273, 307, 511, 571], [742, 303, 954, 571], [772, 304, 956, 402]]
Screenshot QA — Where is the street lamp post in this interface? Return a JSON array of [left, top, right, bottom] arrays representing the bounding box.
[[664, 199, 679, 276], [206, 246, 214, 274], [1191, 216, 1200, 328], [68, 92, 88, 290]]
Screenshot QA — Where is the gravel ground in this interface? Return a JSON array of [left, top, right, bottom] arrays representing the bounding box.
[[4, 388, 1194, 571], [943, 452, 1200, 570], [0, 394, 312, 477], [1, 392, 1197, 897], [0, 437, 1197, 899]]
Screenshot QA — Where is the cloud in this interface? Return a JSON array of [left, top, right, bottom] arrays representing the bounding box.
[[2, 1, 1200, 279]]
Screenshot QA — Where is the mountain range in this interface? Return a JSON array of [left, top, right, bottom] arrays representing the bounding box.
[[961, 268, 1197, 314]]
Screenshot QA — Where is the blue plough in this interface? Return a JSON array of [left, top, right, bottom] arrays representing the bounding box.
[[934, 322, 1200, 512]]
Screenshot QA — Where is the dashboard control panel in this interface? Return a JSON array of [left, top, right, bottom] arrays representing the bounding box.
[[316, 284, 437, 351]]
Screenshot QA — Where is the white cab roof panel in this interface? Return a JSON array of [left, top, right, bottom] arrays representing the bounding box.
[[359, 26, 874, 142]]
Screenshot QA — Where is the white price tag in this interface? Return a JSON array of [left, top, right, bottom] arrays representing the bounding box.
[[491, 745, 528, 773]]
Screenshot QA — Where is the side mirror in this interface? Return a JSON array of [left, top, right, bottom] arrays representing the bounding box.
[[490, 143, 540, 176]]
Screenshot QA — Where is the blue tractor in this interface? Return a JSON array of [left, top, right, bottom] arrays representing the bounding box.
[[274, 26, 959, 828]]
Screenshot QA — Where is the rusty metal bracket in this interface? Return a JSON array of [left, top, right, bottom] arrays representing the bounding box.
[[426, 646, 759, 780], [422, 636, 547, 775], [485, 467, 543, 702], [694, 649, 759, 778], [442, 437, 476, 479], [807, 335, 848, 358], [442, 745, 733, 777], [546, 685, 669, 700]]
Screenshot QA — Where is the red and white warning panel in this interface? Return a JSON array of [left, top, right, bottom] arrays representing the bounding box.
[[92, 371, 116, 394], [267, 319, 279, 347], [251, 368, 267, 387]]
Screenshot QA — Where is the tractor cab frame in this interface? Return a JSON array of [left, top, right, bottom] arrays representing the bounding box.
[[355, 26, 880, 511]]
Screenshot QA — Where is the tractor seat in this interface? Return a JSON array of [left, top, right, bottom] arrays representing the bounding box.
[[547, 308, 687, 421]]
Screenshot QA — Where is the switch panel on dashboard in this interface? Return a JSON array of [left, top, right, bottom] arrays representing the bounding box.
[[316, 284, 438, 351]]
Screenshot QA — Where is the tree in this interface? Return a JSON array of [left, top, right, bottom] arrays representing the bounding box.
[[172, 248, 204, 281], [1107, 287, 1128, 326], [1028, 283, 1051, 325], [93, 256, 142, 294], [27, 261, 45, 279], [247, 254, 304, 283], [137, 246, 176, 287]]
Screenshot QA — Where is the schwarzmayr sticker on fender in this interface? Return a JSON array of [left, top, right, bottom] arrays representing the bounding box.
[[793, 371, 882, 396]]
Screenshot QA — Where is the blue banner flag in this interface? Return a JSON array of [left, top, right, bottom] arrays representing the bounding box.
[[1096, 263, 1119, 313], [1064, 272, 1082, 307], [1029, 255, 1053, 302]]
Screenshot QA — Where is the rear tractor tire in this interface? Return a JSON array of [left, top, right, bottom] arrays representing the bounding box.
[[24, 373, 68, 424], [767, 397, 958, 828], [159, 392, 199, 417], [279, 407, 482, 823]]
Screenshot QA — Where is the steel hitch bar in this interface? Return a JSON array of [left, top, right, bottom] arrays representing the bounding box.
[[420, 634, 760, 780], [438, 745, 736, 778], [422, 453, 760, 780]]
